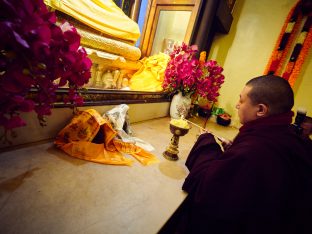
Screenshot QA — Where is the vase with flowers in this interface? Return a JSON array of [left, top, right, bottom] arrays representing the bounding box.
[[162, 43, 225, 118], [0, 0, 92, 143]]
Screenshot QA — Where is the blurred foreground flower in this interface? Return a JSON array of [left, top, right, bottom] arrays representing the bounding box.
[[0, 0, 92, 141]]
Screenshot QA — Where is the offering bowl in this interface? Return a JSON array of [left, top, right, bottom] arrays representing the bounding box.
[[163, 123, 190, 161]]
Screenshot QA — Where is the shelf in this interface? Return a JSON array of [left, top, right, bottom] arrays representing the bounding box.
[[27, 88, 171, 108]]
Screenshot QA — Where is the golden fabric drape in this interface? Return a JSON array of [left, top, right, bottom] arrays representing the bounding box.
[[55, 109, 159, 166], [129, 53, 170, 92], [44, 0, 140, 44], [77, 28, 141, 60]]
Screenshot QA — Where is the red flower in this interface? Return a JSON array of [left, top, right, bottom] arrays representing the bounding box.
[[162, 43, 224, 101], [1, 115, 27, 130], [0, 0, 92, 133]]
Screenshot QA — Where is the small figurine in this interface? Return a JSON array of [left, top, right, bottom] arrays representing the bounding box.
[[102, 70, 114, 89]]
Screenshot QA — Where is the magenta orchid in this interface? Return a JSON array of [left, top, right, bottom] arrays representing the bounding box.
[[0, 0, 92, 137], [162, 43, 224, 102]]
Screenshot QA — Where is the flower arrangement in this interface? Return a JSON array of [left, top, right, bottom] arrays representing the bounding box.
[[0, 0, 92, 138], [162, 43, 225, 101]]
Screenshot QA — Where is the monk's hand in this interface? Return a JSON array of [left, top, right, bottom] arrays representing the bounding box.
[[220, 137, 233, 150], [196, 128, 209, 139], [199, 128, 209, 135]]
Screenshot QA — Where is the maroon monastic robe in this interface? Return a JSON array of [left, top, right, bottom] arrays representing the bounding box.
[[159, 112, 312, 234]]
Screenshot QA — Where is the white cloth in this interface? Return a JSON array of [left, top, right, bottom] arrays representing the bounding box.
[[104, 104, 155, 152]]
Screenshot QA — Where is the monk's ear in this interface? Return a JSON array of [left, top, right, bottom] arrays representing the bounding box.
[[256, 104, 269, 117]]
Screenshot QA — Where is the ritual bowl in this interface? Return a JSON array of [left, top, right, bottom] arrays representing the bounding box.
[[216, 114, 231, 126], [169, 124, 190, 136]]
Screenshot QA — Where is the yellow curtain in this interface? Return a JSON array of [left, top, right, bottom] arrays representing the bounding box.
[[44, 0, 140, 44]]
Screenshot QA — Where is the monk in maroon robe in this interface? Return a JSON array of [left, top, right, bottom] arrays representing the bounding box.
[[159, 75, 312, 234]]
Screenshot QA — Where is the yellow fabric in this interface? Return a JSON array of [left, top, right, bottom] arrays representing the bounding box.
[[45, 0, 140, 44], [88, 51, 142, 70], [55, 109, 159, 166], [129, 53, 170, 92], [77, 28, 141, 61]]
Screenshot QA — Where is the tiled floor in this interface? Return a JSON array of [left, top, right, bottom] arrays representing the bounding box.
[[0, 116, 238, 234]]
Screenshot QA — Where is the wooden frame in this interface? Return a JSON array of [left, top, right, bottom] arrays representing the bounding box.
[[139, 0, 201, 57], [40, 1, 203, 107]]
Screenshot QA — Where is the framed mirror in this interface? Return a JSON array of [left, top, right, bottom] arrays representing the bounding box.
[[139, 0, 201, 57]]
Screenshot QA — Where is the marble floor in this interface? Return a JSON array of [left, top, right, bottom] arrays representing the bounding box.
[[0, 116, 238, 234]]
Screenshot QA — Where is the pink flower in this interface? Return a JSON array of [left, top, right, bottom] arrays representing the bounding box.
[[20, 100, 35, 112], [0, 0, 92, 133], [162, 43, 224, 101], [2, 116, 27, 130]]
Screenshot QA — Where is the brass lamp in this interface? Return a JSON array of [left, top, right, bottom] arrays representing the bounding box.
[[163, 123, 190, 161]]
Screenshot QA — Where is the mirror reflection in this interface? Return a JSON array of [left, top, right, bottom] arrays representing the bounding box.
[[151, 10, 192, 55], [46, 0, 199, 93]]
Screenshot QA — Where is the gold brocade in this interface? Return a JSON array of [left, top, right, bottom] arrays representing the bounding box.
[[55, 109, 159, 166], [44, 0, 140, 44], [129, 53, 170, 92], [77, 28, 141, 61]]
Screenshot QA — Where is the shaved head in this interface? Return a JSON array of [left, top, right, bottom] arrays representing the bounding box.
[[246, 75, 294, 116]]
